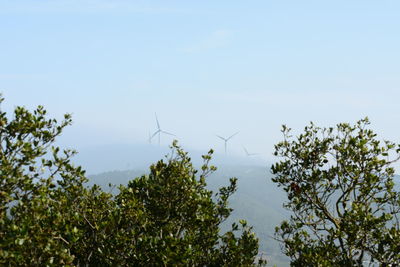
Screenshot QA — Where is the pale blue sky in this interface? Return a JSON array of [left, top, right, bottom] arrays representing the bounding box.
[[1, 0, 400, 161]]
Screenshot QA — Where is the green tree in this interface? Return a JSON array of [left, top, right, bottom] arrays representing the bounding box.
[[272, 118, 400, 266], [113, 142, 265, 266], [0, 96, 265, 266], [0, 96, 90, 266]]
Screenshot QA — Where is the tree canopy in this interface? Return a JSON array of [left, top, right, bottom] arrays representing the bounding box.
[[0, 97, 265, 266], [272, 118, 400, 266]]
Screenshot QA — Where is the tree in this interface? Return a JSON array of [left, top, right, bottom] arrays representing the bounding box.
[[0, 96, 265, 266], [271, 118, 400, 266], [0, 96, 89, 265], [111, 141, 265, 266]]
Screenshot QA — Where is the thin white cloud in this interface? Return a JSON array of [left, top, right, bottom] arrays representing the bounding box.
[[183, 30, 233, 53]]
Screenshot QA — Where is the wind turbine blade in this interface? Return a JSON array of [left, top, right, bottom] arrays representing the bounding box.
[[155, 113, 160, 129], [161, 130, 175, 136], [151, 130, 160, 139], [227, 131, 239, 140], [216, 135, 226, 141], [243, 146, 249, 155]]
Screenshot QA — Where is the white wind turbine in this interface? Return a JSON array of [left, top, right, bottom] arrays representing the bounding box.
[[216, 132, 239, 154], [151, 113, 175, 146]]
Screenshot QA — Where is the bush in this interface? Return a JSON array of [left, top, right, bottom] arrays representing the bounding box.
[[272, 118, 400, 266]]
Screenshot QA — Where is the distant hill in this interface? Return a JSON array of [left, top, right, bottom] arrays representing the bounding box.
[[88, 164, 290, 266]]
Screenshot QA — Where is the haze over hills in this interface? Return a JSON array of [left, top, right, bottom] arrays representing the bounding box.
[[72, 143, 268, 175]]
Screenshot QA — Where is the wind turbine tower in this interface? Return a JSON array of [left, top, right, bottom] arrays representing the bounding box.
[[216, 132, 239, 154], [151, 113, 175, 146]]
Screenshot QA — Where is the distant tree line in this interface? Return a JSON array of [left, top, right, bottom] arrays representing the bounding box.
[[1, 96, 399, 266]]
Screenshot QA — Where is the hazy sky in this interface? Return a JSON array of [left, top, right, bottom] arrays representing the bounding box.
[[1, 1, 400, 161]]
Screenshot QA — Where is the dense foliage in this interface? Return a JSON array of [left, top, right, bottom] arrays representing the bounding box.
[[272, 118, 400, 266], [0, 98, 264, 266]]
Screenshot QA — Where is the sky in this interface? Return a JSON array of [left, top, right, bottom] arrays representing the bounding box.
[[1, 0, 400, 162]]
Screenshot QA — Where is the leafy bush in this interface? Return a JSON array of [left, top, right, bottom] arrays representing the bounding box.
[[272, 118, 400, 266]]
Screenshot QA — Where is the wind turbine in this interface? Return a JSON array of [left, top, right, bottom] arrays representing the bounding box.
[[151, 113, 175, 146], [216, 132, 239, 154], [243, 146, 260, 156]]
